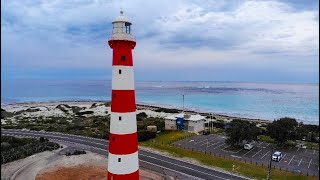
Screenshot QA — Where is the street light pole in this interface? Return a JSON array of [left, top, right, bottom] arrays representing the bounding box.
[[267, 146, 274, 180], [182, 94, 184, 114]]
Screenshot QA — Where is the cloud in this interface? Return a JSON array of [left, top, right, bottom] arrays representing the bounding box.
[[1, 0, 319, 82]]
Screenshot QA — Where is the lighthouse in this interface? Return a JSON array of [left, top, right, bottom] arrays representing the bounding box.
[[107, 10, 139, 180]]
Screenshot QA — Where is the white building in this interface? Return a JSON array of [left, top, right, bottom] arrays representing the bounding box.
[[164, 113, 206, 134]]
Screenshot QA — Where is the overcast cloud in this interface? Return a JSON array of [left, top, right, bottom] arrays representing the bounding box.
[[1, 0, 319, 82]]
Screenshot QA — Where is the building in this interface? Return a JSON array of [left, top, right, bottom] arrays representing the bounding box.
[[165, 113, 206, 134], [107, 10, 139, 179]]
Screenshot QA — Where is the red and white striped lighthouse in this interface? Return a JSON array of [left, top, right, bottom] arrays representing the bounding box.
[[107, 10, 139, 180]]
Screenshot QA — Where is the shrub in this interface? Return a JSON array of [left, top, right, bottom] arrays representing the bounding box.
[[137, 112, 148, 121], [138, 130, 156, 142]]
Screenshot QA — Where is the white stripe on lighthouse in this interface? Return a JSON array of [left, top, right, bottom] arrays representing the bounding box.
[[107, 151, 139, 174], [112, 66, 135, 90], [110, 112, 137, 134]]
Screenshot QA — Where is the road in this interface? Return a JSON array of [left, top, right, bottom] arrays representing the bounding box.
[[1, 129, 250, 180]]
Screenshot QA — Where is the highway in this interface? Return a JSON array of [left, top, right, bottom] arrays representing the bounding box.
[[1, 129, 250, 180]]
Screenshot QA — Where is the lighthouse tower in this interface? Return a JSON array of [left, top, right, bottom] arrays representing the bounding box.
[[107, 10, 139, 180]]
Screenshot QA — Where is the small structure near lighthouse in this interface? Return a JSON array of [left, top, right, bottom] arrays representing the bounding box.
[[107, 10, 139, 179]]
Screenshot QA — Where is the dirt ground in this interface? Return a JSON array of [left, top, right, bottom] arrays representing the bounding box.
[[36, 165, 107, 180], [36, 164, 165, 180]]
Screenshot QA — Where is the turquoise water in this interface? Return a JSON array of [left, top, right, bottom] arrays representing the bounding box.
[[1, 80, 319, 124]]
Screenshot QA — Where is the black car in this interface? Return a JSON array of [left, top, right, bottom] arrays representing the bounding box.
[[203, 130, 210, 135]]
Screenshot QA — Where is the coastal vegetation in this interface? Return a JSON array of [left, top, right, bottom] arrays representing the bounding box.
[[1, 104, 165, 142], [225, 119, 260, 146], [223, 117, 319, 148], [1, 136, 60, 164]]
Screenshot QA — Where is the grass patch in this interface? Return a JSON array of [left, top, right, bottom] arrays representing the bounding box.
[[305, 142, 319, 150], [259, 135, 275, 144], [210, 127, 224, 134], [152, 131, 195, 144]]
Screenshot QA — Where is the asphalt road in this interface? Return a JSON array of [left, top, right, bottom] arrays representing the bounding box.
[[1, 129, 250, 180]]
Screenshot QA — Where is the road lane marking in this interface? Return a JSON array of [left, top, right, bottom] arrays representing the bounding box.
[[252, 149, 262, 157], [289, 147, 292, 150], [141, 161, 204, 180], [230, 155, 242, 159], [298, 158, 303, 166], [141, 154, 231, 180], [195, 139, 212, 145], [243, 149, 253, 156], [207, 141, 222, 148], [213, 143, 225, 149], [313, 150, 315, 154], [296, 147, 300, 152], [2, 131, 107, 146], [288, 155, 295, 165], [305, 149, 307, 153], [279, 154, 286, 163], [199, 140, 217, 147], [261, 151, 270, 159], [222, 145, 231, 150], [258, 142, 263, 145], [308, 159, 312, 168]]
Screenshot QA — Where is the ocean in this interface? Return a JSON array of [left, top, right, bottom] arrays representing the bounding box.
[[1, 80, 319, 125]]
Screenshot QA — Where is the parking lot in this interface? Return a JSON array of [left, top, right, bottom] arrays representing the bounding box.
[[173, 134, 319, 176]]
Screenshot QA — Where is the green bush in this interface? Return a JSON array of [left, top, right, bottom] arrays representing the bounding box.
[[259, 135, 275, 143], [154, 108, 179, 113], [138, 130, 156, 142]]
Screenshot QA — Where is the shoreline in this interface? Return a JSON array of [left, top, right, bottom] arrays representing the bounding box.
[[1, 100, 273, 125], [2, 100, 318, 125]]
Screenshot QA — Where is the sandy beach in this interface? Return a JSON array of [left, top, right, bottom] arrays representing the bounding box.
[[1, 100, 271, 125]]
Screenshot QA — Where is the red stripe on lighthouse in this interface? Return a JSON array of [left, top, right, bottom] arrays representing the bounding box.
[[109, 132, 138, 154], [109, 40, 136, 66], [111, 90, 136, 113], [107, 170, 139, 180]]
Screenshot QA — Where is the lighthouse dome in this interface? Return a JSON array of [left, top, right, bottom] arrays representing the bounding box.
[[113, 10, 130, 23], [109, 10, 135, 42]]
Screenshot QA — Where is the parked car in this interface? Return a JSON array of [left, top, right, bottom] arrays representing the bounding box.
[[203, 130, 210, 135], [296, 143, 307, 149], [272, 151, 283, 162], [244, 143, 253, 150]]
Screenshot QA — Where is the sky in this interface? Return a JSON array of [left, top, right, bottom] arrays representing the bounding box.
[[1, 0, 319, 83]]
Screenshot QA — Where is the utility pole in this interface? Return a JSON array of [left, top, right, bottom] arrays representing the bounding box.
[[182, 94, 185, 114], [267, 146, 274, 180]]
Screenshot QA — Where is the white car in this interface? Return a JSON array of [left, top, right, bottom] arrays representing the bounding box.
[[272, 151, 283, 162], [244, 143, 253, 150]]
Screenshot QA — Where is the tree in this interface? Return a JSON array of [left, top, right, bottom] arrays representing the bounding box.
[[225, 119, 259, 147], [267, 117, 298, 145], [137, 112, 148, 121]]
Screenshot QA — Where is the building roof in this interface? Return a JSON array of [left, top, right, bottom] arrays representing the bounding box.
[[165, 113, 206, 122]]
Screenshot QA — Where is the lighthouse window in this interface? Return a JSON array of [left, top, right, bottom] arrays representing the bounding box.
[[119, 69, 122, 74], [119, 116, 122, 120], [112, 137, 115, 141], [121, 55, 126, 61], [118, 158, 121, 162]]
